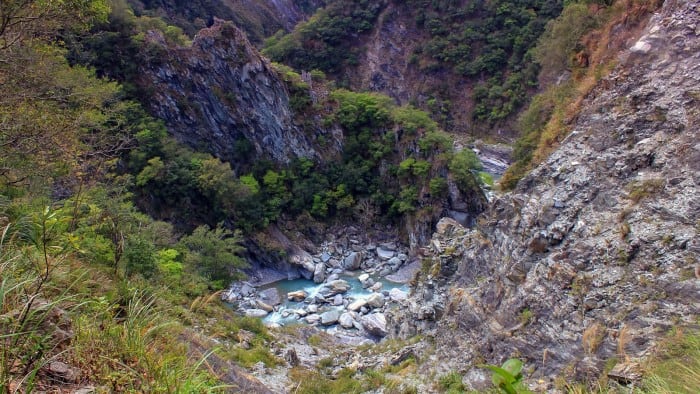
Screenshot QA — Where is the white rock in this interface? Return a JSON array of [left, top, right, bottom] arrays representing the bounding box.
[[347, 299, 367, 312], [367, 293, 385, 308], [389, 288, 408, 301], [244, 309, 269, 318]]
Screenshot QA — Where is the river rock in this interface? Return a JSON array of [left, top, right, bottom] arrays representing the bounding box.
[[358, 273, 370, 286], [370, 282, 383, 292], [240, 282, 255, 296], [361, 313, 388, 337], [321, 252, 332, 263], [255, 300, 274, 312], [307, 304, 319, 313], [339, 312, 355, 328], [343, 252, 363, 270], [388, 256, 402, 267], [389, 288, 408, 301], [376, 247, 395, 260], [333, 294, 344, 306], [313, 263, 326, 284], [244, 309, 269, 318], [258, 288, 281, 306], [293, 309, 307, 317], [348, 299, 368, 312], [320, 309, 341, 325], [367, 293, 386, 308], [287, 290, 307, 302], [305, 314, 321, 324], [325, 279, 351, 295]]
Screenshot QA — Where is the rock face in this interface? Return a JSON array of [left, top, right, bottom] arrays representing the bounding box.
[[394, 0, 700, 388], [139, 20, 339, 165], [361, 313, 388, 337]]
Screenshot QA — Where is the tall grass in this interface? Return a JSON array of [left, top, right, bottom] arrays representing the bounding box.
[[636, 329, 700, 393]]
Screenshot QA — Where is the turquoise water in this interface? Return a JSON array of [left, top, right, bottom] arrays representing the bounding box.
[[259, 274, 408, 326]]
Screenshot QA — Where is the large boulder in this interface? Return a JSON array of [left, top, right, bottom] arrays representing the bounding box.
[[287, 290, 307, 302], [347, 299, 368, 312], [389, 288, 408, 301], [320, 309, 341, 325], [376, 247, 395, 260], [313, 263, 326, 284], [361, 313, 388, 337], [339, 312, 355, 329], [244, 309, 269, 318], [343, 252, 363, 270], [324, 280, 351, 295], [366, 293, 386, 308], [258, 288, 281, 306]]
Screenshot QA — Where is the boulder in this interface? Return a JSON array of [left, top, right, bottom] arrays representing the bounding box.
[[244, 309, 269, 318], [435, 217, 464, 237], [361, 313, 388, 337], [339, 313, 355, 328], [321, 252, 332, 263], [307, 304, 319, 313], [240, 282, 255, 296], [258, 288, 281, 306], [255, 300, 274, 312], [287, 290, 308, 302], [389, 288, 408, 301], [367, 293, 386, 308], [343, 252, 363, 270], [325, 279, 351, 295], [388, 257, 402, 267], [320, 309, 341, 325], [370, 282, 383, 292], [313, 263, 326, 284], [293, 309, 307, 317], [305, 314, 321, 324], [376, 247, 395, 260], [347, 299, 368, 312], [332, 294, 344, 306], [358, 273, 370, 284]]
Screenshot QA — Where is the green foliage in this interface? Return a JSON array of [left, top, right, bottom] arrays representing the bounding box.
[[449, 150, 483, 193], [122, 234, 156, 278], [533, 2, 598, 82], [407, 0, 564, 123], [480, 358, 531, 394], [263, 0, 387, 74], [179, 225, 248, 290], [437, 370, 466, 393], [636, 329, 700, 394], [156, 249, 183, 279]]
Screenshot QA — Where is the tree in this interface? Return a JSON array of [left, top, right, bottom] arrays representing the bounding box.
[[179, 225, 248, 289], [0, 0, 109, 51]]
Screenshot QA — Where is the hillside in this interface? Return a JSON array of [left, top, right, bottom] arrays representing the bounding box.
[[1, 0, 698, 393]]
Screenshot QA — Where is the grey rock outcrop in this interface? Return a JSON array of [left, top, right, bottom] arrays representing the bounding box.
[[394, 0, 700, 388], [139, 20, 339, 165]]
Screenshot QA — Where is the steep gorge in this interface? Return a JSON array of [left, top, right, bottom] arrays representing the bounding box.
[[387, 0, 699, 389]]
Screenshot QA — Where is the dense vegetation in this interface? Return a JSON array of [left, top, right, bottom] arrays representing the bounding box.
[[406, 0, 563, 124], [126, 0, 326, 44], [263, 0, 387, 75]]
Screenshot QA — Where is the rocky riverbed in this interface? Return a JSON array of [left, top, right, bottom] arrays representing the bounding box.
[[223, 232, 419, 341]]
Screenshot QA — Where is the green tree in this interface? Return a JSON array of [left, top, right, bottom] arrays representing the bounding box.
[[122, 235, 156, 278], [179, 225, 248, 289]]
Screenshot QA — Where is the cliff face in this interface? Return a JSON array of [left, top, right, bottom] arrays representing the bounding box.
[[128, 0, 325, 42], [392, 0, 699, 388], [138, 20, 336, 165]]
